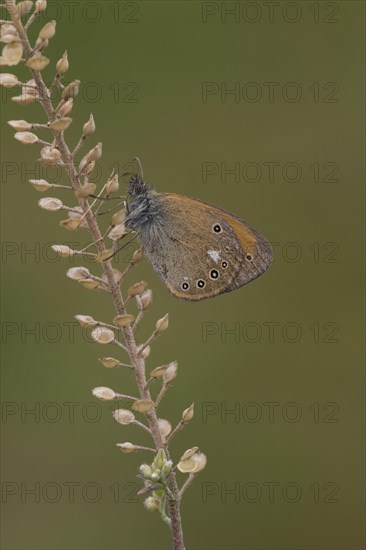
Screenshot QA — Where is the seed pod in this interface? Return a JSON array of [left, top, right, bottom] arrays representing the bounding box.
[[49, 117, 73, 131], [56, 51, 68, 76], [78, 278, 100, 290], [157, 419, 172, 438], [14, 131, 38, 145], [59, 217, 82, 231], [128, 281, 147, 297], [29, 179, 51, 192], [51, 245, 75, 257], [82, 113, 95, 136], [35, 0, 47, 13], [182, 402, 194, 423], [163, 361, 178, 384], [8, 120, 32, 131], [0, 23, 18, 43], [26, 55, 50, 71], [111, 209, 125, 226], [95, 249, 115, 262], [138, 345, 151, 359], [75, 182, 96, 198], [155, 313, 169, 333], [106, 173, 119, 196], [98, 357, 121, 369], [116, 442, 136, 454], [92, 386, 116, 401], [149, 365, 168, 379], [74, 315, 97, 327], [38, 197, 63, 211], [132, 400, 155, 413], [108, 223, 126, 241], [62, 79, 80, 100], [91, 327, 115, 344], [11, 94, 36, 105], [66, 267, 91, 280], [131, 248, 144, 264], [0, 73, 19, 87], [58, 98, 73, 117], [179, 447, 199, 462], [39, 146, 61, 165], [113, 409, 135, 425], [16, 1, 34, 17], [139, 289, 153, 310], [2, 42, 23, 66], [113, 314, 135, 328], [39, 20, 56, 41]]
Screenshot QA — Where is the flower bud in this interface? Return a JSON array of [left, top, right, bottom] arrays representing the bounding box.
[[29, 179, 51, 191], [83, 113, 96, 137], [150, 471, 160, 482], [144, 496, 160, 511], [113, 409, 135, 425], [92, 386, 116, 401], [163, 361, 178, 384], [62, 79, 80, 100], [182, 403, 194, 423], [162, 460, 173, 476], [49, 117, 73, 131], [2, 42, 23, 66], [38, 197, 63, 211], [56, 50, 68, 76], [113, 314, 135, 328], [132, 399, 155, 413], [8, 120, 32, 131], [106, 173, 119, 196], [91, 327, 115, 344], [35, 0, 47, 12], [75, 314, 97, 327], [155, 313, 169, 333], [139, 464, 153, 479], [66, 266, 91, 280], [51, 244, 75, 257], [157, 419, 172, 438], [39, 20, 56, 41], [0, 73, 19, 87], [153, 449, 166, 470], [111, 209, 125, 226], [116, 442, 136, 454], [26, 55, 49, 71], [138, 289, 153, 310], [108, 223, 126, 241], [15, 131, 38, 145], [128, 281, 147, 297]]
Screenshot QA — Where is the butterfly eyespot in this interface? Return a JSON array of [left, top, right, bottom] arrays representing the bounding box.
[[210, 269, 219, 280], [225, 245, 230, 252], [246, 254, 253, 261], [221, 261, 228, 269], [212, 223, 222, 234], [181, 282, 190, 291], [196, 279, 206, 289]]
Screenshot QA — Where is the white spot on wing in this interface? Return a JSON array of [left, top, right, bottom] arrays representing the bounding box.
[[207, 250, 221, 263]]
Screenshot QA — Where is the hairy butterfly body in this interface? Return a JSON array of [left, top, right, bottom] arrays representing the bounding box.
[[125, 175, 272, 301]]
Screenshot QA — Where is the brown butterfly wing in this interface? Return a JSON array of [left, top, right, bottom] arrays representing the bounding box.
[[139, 193, 272, 301]]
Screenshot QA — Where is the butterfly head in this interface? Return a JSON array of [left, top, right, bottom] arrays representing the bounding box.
[[126, 174, 159, 230], [128, 174, 150, 197]]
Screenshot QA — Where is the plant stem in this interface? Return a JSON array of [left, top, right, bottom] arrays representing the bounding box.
[[6, 4, 185, 549]]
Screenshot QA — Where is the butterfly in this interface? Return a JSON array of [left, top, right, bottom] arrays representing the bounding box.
[[125, 175, 272, 301]]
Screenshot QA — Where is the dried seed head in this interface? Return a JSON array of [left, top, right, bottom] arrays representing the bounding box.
[[66, 266, 91, 280], [179, 447, 199, 462], [56, 50, 68, 76], [157, 418, 172, 438], [155, 313, 169, 333], [14, 131, 38, 145], [132, 399, 155, 413], [91, 327, 115, 344], [131, 248, 144, 264], [149, 365, 168, 379], [138, 345, 151, 359], [0, 23, 19, 43], [39, 20, 56, 41], [95, 249, 115, 263], [51, 244, 75, 257], [39, 146, 61, 165], [108, 223, 126, 241], [8, 120, 32, 131], [35, 0, 47, 12], [82, 113, 95, 137], [116, 442, 136, 454], [26, 54, 50, 71], [49, 117, 73, 131], [128, 280, 147, 297], [139, 289, 153, 310], [29, 178, 51, 191], [182, 402, 194, 423], [98, 357, 121, 369], [92, 386, 116, 401], [113, 409, 135, 425], [75, 182, 96, 198], [62, 79, 80, 100], [74, 314, 98, 327], [59, 217, 82, 231], [78, 278, 100, 290], [163, 361, 178, 384], [106, 173, 119, 196], [2, 42, 23, 66], [113, 314, 135, 328], [0, 73, 19, 87], [58, 98, 73, 117], [16, 0, 34, 17], [38, 197, 63, 211], [144, 496, 160, 511], [139, 464, 153, 479]]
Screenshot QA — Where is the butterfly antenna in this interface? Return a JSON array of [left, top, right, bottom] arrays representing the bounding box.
[[133, 157, 144, 180]]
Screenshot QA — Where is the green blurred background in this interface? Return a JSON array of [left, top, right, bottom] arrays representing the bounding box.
[[1, 1, 365, 549]]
